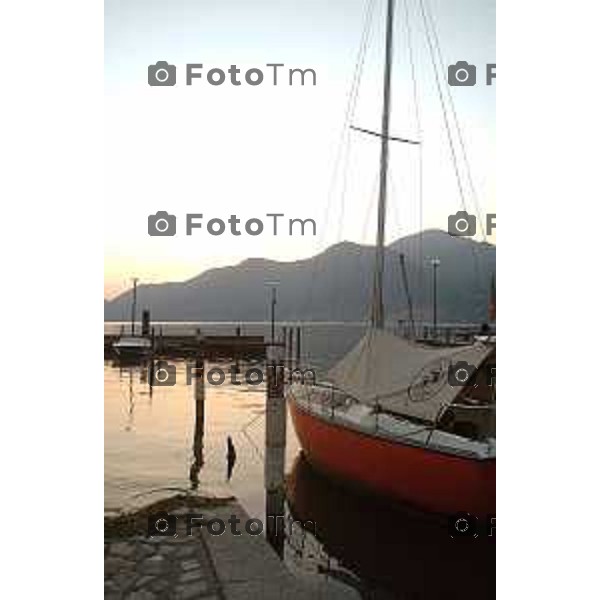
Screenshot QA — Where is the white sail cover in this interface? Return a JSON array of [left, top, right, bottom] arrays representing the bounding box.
[[327, 329, 491, 423]]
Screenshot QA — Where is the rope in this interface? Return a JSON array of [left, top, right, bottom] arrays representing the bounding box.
[[359, 173, 381, 323], [418, 0, 490, 308], [417, 0, 467, 213], [422, 0, 488, 243], [299, 0, 377, 320], [403, 0, 425, 323]]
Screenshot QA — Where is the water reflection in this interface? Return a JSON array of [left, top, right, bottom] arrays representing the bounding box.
[[285, 454, 495, 599], [105, 355, 494, 598], [226, 436, 237, 481], [126, 369, 135, 432]]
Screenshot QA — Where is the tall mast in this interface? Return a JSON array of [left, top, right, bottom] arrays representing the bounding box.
[[131, 277, 138, 336], [370, 0, 395, 329]]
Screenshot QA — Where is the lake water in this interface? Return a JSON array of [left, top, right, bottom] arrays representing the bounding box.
[[105, 322, 494, 598]]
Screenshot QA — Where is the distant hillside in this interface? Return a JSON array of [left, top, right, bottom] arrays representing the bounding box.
[[104, 230, 495, 323]]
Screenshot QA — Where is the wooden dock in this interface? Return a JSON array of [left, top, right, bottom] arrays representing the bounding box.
[[104, 333, 281, 361]]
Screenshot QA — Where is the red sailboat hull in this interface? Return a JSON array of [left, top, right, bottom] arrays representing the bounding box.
[[289, 397, 495, 518]]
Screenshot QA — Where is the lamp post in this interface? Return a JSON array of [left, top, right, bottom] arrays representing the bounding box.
[[430, 258, 440, 335], [130, 277, 139, 336], [265, 281, 279, 344]]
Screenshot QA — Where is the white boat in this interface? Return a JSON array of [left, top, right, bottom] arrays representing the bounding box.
[[113, 335, 152, 359], [112, 277, 152, 360]]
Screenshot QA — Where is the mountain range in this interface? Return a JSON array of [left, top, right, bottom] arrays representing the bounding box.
[[104, 230, 495, 324]]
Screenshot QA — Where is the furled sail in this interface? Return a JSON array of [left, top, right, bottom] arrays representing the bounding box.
[[327, 329, 491, 423]]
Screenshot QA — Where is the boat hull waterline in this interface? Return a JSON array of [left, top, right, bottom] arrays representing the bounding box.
[[288, 393, 495, 518]]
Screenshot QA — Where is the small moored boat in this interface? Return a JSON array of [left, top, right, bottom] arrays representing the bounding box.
[[112, 277, 152, 361], [113, 335, 152, 360]]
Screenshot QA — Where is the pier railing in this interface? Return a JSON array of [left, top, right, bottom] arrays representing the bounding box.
[[395, 321, 496, 346], [302, 382, 358, 418], [297, 380, 496, 446]]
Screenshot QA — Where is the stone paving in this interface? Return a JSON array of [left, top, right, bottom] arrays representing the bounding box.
[[104, 496, 232, 600], [104, 515, 222, 600], [105, 497, 351, 600]]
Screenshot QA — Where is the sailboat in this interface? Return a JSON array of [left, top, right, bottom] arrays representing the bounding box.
[[113, 278, 152, 361], [286, 0, 495, 518]]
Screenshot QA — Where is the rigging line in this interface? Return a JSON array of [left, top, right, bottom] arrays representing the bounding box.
[[361, 172, 382, 244], [300, 0, 377, 318], [417, 0, 467, 212], [359, 173, 382, 324], [422, 4, 490, 303], [422, 0, 487, 244], [331, 0, 378, 308], [238, 410, 267, 461], [393, 254, 406, 324], [332, 0, 377, 243], [239, 409, 266, 434], [387, 171, 409, 323], [240, 426, 265, 462], [388, 170, 416, 331], [404, 0, 425, 323], [418, 0, 487, 304]]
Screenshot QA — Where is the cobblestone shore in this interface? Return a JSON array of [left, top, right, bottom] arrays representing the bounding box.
[[104, 495, 349, 600], [105, 497, 224, 600], [105, 529, 221, 599]]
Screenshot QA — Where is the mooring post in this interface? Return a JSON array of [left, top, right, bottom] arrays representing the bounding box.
[[142, 309, 151, 337], [287, 326, 294, 370], [281, 326, 287, 367], [295, 326, 301, 367], [190, 354, 205, 489], [265, 339, 286, 557]]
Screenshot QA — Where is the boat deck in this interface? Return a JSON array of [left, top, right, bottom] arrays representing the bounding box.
[[288, 383, 495, 460]]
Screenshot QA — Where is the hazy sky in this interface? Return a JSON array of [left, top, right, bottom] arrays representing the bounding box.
[[105, 0, 495, 298]]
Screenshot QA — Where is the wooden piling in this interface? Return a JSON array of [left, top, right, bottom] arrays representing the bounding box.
[[265, 341, 286, 558], [281, 326, 287, 367], [190, 354, 205, 490], [287, 327, 294, 369], [141, 309, 151, 336], [265, 343, 285, 488], [295, 326, 301, 367]]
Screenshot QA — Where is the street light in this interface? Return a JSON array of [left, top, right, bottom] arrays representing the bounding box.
[[429, 258, 441, 335], [265, 281, 280, 344], [130, 277, 139, 336]]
